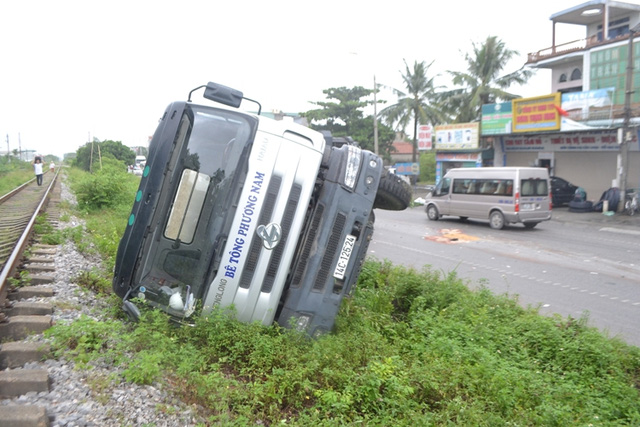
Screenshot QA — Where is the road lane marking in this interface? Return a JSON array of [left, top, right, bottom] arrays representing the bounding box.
[[371, 239, 640, 309], [600, 227, 640, 236]]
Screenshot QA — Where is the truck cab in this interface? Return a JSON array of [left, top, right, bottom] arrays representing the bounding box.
[[113, 82, 411, 336]]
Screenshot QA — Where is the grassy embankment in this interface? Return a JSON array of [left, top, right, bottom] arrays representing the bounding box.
[[0, 161, 34, 196], [38, 166, 640, 426]]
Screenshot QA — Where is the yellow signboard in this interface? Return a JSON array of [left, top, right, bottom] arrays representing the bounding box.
[[512, 93, 561, 133]]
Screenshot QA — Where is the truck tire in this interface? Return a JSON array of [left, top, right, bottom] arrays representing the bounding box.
[[374, 171, 412, 210], [568, 200, 593, 213]]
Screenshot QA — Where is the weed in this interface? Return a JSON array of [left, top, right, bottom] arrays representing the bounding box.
[[33, 214, 64, 245], [45, 314, 124, 367], [63, 225, 84, 245], [86, 373, 119, 405], [45, 168, 640, 426], [74, 269, 112, 295], [8, 270, 31, 288]]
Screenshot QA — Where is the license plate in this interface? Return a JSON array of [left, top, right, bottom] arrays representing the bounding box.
[[522, 203, 533, 210], [333, 234, 356, 280]]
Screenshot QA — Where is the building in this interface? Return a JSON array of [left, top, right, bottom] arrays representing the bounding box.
[[0, 149, 37, 162], [491, 0, 640, 202], [389, 140, 414, 164]]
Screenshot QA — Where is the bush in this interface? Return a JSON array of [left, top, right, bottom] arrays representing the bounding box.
[[74, 156, 134, 211], [52, 168, 640, 426], [419, 150, 436, 183]]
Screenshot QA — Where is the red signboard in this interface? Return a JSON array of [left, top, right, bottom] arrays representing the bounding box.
[[417, 124, 432, 150]]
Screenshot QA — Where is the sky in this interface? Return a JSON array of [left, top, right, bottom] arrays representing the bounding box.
[[2, 0, 638, 159]]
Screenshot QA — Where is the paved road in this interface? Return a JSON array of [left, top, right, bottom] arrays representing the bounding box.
[[368, 205, 640, 346]]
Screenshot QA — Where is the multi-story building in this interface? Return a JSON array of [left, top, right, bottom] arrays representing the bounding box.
[[491, 0, 640, 203]]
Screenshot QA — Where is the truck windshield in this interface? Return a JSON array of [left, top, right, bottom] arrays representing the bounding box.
[[135, 105, 257, 317]]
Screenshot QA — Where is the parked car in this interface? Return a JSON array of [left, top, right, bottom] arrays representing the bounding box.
[[550, 176, 579, 206]]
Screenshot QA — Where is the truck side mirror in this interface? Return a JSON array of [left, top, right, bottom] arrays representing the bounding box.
[[203, 82, 243, 108]]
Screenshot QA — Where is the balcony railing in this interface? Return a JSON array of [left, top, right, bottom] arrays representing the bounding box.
[[527, 33, 632, 64]]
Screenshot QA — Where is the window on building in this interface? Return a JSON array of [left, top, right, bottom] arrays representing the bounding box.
[[559, 73, 567, 83], [597, 17, 630, 41], [570, 68, 582, 81]]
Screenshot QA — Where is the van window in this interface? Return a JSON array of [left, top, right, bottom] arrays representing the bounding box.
[[452, 179, 470, 194], [521, 179, 548, 196], [436, 178, 451, 195], [452, 178, 513, 196]]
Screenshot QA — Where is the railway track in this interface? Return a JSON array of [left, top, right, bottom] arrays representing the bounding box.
[[0, 171, 205, 426], [0, 171, 60, 426]]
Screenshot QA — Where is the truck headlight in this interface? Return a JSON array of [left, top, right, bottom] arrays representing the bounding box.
[[343, 146, 362, 189]]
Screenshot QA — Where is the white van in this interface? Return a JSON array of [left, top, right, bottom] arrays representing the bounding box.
[[424, 167, 552, 229]]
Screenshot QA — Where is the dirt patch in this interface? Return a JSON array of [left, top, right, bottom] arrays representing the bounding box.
[[423, 228, 480, 244]]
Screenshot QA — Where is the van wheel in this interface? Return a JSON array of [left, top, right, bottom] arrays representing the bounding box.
[[374, 170, 412, 210], [489, 211, 505, 229], [426, 204, 439, 221]]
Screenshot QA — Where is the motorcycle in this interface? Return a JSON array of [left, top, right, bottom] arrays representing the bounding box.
[[625, 189, 639, 216]]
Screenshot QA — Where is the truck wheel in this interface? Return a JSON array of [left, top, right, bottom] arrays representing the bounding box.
[[374, 171, 412, 210]]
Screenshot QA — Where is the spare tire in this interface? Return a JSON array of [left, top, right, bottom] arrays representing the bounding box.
[[569, 200, 593, 212], [374, 171, 412, 210]]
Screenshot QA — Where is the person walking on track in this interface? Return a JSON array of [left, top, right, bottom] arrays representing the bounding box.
[[33, 157, 44, 186]]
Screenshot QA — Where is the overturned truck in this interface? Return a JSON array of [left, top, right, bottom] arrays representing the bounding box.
[[112, 82, 411, 336]]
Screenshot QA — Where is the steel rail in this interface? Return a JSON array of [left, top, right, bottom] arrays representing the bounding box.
[[0, 170, 59, 297]]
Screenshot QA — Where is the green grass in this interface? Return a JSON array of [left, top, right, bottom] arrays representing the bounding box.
[[44, 167, 640, 426], [0, 165, 33, 196]]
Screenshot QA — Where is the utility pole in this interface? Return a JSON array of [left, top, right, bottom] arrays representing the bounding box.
[[620, 25, 640, 211], [5, 134, 9, 162], [373, 75, 379, 156], [89, 132, 93, 173]]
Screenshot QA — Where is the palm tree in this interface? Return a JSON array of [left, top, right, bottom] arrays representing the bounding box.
[[444, 36, 533, 123], [379, 60, 445, 163]]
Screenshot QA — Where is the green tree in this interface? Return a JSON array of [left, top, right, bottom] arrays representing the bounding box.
[[443, 36, 534, 123], [74, 139, 135, 172], [419, 151, 436, 183], [302, 86, 372, 136], [379, 60, 445, 163], [302, 86, 396, 160], [348, 116, 396, 164]]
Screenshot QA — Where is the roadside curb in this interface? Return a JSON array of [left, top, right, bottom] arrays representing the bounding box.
[[551, 207, 640, 229]]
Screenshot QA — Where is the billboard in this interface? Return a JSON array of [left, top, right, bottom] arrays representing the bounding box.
[[501, 131, 631, 152], [417, 124, 433, 150], [481, 102, 512, 135], [512, 93, 562, 133], [393, 162, 420, 175], [435, 122, 479, 150], [559, 87, 616, 131]]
